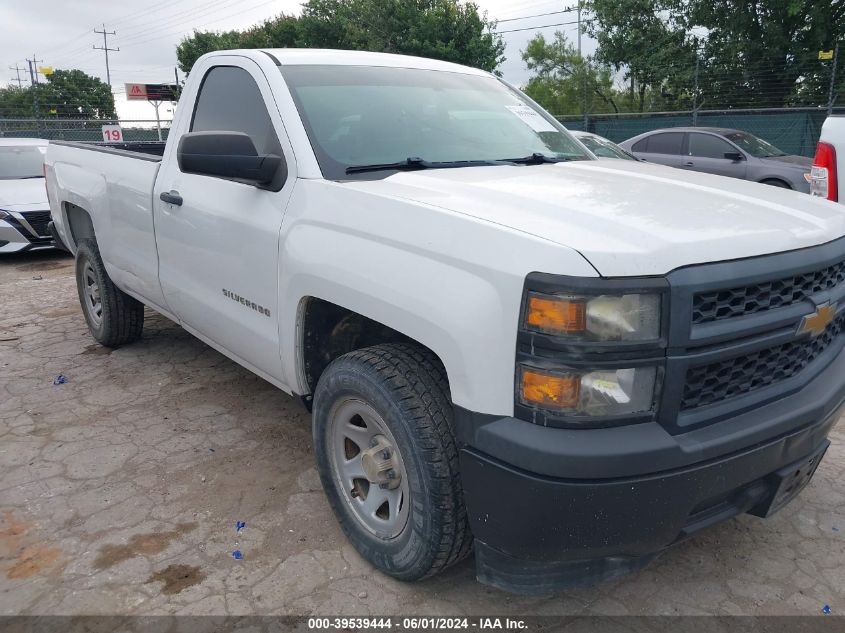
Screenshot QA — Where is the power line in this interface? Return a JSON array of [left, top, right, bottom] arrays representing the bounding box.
[[496, 19, 580, 34], [497, 7, 578, 23], [118, 0, 280, 50], [93, 24, 119, 87]]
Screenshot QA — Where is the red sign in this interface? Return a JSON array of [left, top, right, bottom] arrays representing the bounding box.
[[125, 83, 148, 100]]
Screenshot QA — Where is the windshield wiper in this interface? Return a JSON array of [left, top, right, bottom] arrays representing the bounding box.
[[345, 157, 501, 175], [498, 152, 574, 165]]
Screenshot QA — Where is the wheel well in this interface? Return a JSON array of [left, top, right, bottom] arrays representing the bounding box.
[[64, 202, 95, 247], [760, 178, 791, 189], [300, 297, 444, 396]]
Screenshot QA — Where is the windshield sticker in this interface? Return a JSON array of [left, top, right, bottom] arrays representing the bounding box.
[[505, 105, 558, 133]]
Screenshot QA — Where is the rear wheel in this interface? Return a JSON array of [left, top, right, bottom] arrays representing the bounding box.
[[761, 179, 790, 189], [75, 238, 144, 347], [312, 343, 472, 581]]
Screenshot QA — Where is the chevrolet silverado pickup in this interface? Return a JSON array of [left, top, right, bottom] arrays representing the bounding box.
[[811, 115, 844, 204], [45, 49, 845, 594]]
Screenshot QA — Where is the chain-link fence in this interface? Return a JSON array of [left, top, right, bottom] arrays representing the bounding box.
[[557, 106, 845, 157], [0, 107, 839, 157], [0, 119, 172, 142]]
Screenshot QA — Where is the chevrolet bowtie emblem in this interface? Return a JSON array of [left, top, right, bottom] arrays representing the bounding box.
[[797, 302, 837, 338]]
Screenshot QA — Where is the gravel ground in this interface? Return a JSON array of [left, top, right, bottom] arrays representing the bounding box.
[[0, 249, 843, 617]]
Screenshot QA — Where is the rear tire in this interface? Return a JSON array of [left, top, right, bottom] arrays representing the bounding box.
[[75, 238, 144, 347], [312, 343, 472, 581], [761, 179, 790, 189]]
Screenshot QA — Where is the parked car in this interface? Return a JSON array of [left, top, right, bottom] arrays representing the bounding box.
[[620, 127, 812, 192], [809, 116, 843, 203], [0, 138, 54, 253], [45, 49, 845, 594], [571, 130, 638, 160]]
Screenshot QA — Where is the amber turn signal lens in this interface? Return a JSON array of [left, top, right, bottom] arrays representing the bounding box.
[[526, 294, 586, 334], [520, 368, 581, 410]]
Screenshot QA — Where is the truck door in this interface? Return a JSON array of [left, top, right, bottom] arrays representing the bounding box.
[[153, 59, 295, 382]]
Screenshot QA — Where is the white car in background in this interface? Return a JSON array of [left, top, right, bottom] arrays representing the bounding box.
[[0, 138, 54, 253]]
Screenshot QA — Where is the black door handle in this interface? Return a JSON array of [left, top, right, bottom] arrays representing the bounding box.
[[159, 190, 183, 206]]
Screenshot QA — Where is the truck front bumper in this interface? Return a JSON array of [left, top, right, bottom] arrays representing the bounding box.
[[457, 347, 845, 594]]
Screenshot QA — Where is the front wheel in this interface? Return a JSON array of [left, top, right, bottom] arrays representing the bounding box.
[[75, 238, 144, 347], [312, 343, 472, 581]]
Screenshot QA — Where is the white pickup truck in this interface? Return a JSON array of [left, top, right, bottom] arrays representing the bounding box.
[[46, 49, 845, 594], [811, 115, 844, 204]]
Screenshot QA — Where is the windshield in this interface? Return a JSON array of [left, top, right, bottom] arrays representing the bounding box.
[[0, 145, 46, 180], [280, 65, 590, 179], [724, 132, 786, 158], [577, 135, 635, 160]]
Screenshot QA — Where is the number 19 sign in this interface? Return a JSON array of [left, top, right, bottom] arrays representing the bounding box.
[[102, 125, 123, 142]]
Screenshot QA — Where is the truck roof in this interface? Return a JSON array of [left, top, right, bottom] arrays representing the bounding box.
[[235, 48, 490, 76]]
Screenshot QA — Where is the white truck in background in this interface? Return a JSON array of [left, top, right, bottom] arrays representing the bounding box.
[[811, 115, 845, 203], [45, 49, 845, 594]]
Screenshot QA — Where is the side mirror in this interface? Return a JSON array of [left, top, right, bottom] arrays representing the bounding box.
[[724, 151, 744, 162], [177, 131, 284, 186]]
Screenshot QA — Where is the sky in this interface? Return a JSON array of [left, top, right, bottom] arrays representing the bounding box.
[[0, 0, 597, 121]]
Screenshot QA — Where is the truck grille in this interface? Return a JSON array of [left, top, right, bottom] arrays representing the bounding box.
[[681, 313, 845, 410], [692, 259, 845, 324], [21, 210, 52, 238]]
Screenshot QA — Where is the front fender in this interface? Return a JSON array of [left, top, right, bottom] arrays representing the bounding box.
[[278, 180, 598, 417]]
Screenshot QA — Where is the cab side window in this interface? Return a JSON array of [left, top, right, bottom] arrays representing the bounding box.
[[688, 133, 735, 159], [644, 132, 684, 155], [191, 66, 280, 155]]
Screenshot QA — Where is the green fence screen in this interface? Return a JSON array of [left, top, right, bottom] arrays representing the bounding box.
[[558, 108, 845, 157]]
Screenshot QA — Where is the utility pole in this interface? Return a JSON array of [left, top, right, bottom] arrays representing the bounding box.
[[174, 66, 182, 100], [93, 24, 119, 87], [693, 53, 700, 126], [577, 1, 582, 57], [25, 55, 42, 86], [25, 55, 43, 135], [583, 59, 589, 131], [8, 64, 26, 88], [828, 41, 840, 115]]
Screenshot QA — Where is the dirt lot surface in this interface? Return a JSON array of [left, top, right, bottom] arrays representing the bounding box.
[[1, 249, 844, 617]]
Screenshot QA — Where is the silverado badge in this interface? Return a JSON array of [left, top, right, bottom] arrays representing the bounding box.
[[797, 302, 837, 338]]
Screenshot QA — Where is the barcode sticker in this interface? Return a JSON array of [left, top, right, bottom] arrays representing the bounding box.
[[505, 105, 558, 133]]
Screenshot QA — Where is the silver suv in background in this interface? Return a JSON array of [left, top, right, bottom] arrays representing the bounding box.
[[620, 127, 812, 192], [0, 138, 54, 253]]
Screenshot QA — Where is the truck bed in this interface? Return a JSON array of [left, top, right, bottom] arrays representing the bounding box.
[[50, 140, 165, 160], [46, 138, 166, 307]]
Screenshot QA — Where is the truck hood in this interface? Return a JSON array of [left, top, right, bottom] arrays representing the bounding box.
[[345, 160, 845, 276], [0, 178, 48, 210]]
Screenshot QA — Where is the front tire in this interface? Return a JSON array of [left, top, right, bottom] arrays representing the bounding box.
[[75, 238, 144, 347], [312, 343, 472, 581]]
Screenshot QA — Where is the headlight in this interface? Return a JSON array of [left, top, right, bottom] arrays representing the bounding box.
[[525, 292, 660, 341], [519, 365, 657, 417]]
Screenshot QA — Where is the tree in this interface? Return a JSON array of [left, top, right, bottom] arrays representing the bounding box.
[[680, 0, 845, 108], [176, 0, 504, 74], [586, 0, 696, 112], [0, 70, 115, 119], [521, 32, 620, 116]]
